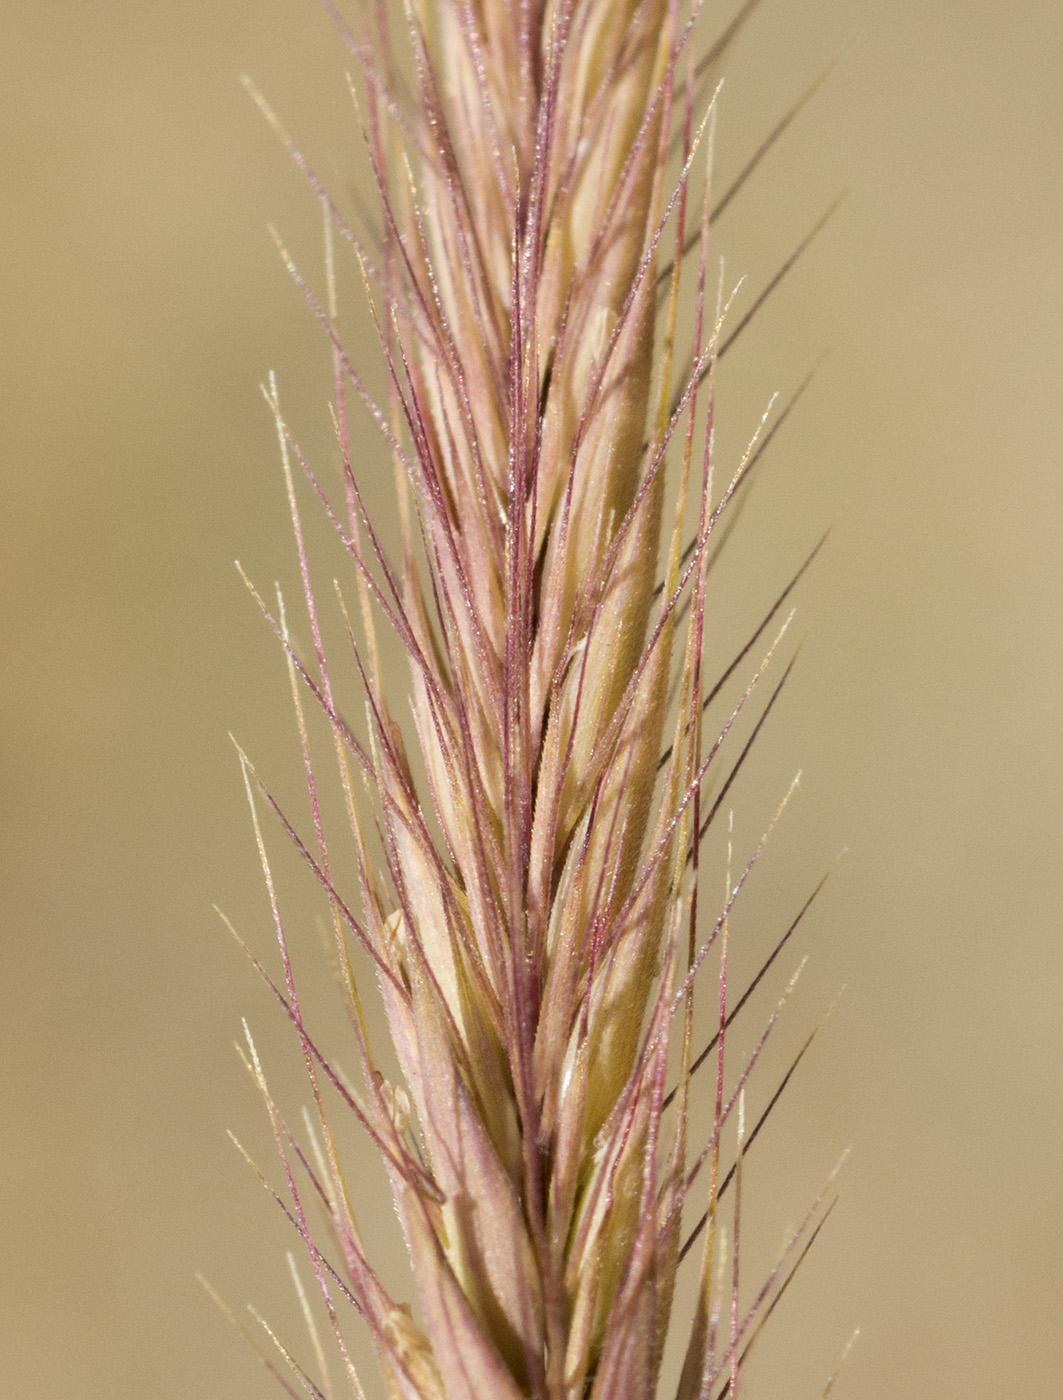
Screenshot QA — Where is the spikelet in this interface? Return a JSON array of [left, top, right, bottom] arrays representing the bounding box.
[[229, 1, 844, 1397]]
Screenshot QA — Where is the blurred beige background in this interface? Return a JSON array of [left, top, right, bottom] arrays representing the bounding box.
[[2, 1, 1061, 1396]]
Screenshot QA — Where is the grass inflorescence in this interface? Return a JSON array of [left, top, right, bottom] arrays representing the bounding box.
[[220, 1, 849, 1396]]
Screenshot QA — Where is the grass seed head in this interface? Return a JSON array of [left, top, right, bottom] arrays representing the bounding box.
[[232, 1, 844, 1397]]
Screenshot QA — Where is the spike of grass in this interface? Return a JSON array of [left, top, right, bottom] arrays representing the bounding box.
[[224, 2, 850, 1397]]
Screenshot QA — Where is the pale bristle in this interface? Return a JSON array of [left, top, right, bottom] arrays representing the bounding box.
[[232, 2, 843, 1397]]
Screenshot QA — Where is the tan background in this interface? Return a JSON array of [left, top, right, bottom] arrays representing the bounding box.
[[3, 0, 1061, 1396]]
